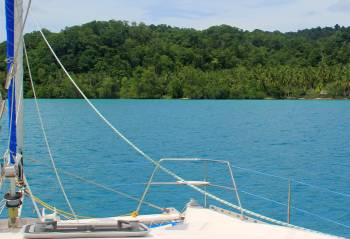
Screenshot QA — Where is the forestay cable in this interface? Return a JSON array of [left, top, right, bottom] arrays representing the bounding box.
[[24, 40, 77, 220], [33, 18, 337, 236]]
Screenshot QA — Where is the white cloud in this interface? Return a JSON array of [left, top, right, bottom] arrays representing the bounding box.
[[0, 0, 349, 41]]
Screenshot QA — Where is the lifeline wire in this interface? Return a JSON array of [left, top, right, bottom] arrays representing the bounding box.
[[209, 184, 350, 230], [28, 158, 164, 211], [30, 14, 341, 237], [232, 165, 350, 199], [24, 40, 77, 220]]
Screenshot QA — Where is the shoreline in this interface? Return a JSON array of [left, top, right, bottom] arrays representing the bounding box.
[[21, 97, 350, 100]]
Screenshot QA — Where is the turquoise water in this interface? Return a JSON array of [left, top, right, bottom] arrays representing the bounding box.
[[1, 99, 350, 237]]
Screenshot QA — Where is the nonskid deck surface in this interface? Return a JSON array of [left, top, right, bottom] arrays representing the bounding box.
[[151, 207, 342, 239], [0, 207, 343, 239]]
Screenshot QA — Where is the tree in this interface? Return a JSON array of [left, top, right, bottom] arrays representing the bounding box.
[[0, 21, 349, 99]]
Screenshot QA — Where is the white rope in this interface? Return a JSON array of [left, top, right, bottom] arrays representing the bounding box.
[[33, 18, 336, 235], [0, 200, 6, 215], [23, 174, 42, 219], [24, 40, 77, 220], [5, 0, 32, 89], [5, 0, 31, 151], [5, 0, 32, 163]]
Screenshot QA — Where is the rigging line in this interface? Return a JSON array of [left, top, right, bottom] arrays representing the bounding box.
[[56, 170, 165, 212], [0, 177, 6, 204], [24, 40, 77, 220], [32, 18, 331, 235], [23, 174, 41, 219], [337, 212, 350, 221], [0, 199, 6, 210], [32, 195, 92, 219], [0, 203, 6, 216], [5, 0, 32, 154], [28, 158, 164, 211], [6, 55, 17, 153], [0, 175, 5, 192], [240, 190, 350, 230], [5, 0, 32, 157], [209, 184, 350, 230], [6, 75, 16, 153], [232, 165, 350, 199], [34, 21, 322, 234], [210, 183, 236, 191], [5, 0, 32, 89], [15, 82, 22, 125]]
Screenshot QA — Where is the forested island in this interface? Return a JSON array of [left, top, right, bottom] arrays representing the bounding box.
[[1, 21, 350, 99]]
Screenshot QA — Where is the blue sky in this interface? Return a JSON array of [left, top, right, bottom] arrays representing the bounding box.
[[0, 0, 350, 41]]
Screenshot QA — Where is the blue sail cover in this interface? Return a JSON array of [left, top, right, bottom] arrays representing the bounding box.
[[6, 0, 16, 164]]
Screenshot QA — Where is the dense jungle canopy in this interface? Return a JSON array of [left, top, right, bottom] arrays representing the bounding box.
[[1, 21, 350, 99]]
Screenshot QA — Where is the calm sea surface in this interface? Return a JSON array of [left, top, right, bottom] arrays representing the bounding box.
[[1, 99, 349, 237]]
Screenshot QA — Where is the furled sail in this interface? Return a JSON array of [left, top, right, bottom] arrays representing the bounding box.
[[5, 0, 23, 164]]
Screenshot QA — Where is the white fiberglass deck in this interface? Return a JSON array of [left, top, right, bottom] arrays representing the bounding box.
[[0, 206, 342, 239], [152, 206, 341, 239]]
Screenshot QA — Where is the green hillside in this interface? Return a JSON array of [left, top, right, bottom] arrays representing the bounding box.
[[1, 21, 350, 99]]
